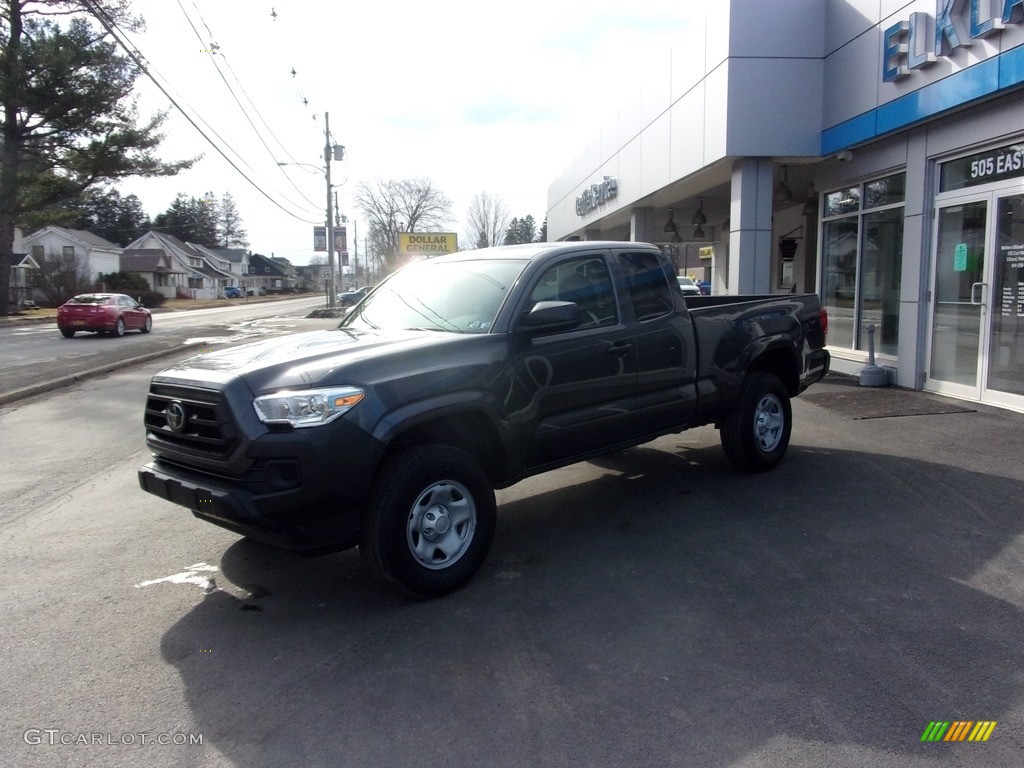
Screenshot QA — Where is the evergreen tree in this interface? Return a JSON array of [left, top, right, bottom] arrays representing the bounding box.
[[217, 192, 248, 249], [503, 214, 538, 245], [152, 192, 219, 246], [67, 188, 150, 245], [0, 1, 194, 314]]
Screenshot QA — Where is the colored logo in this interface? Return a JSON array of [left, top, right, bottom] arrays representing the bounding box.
[[921, 721, 997, 742]]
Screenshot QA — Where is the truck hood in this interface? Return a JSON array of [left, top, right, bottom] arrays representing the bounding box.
[[157, 327, 469, 392]]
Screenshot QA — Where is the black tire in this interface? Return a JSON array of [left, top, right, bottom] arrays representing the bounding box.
[[720, 372, 792, 472], [60, 329, 75, 338], [140, 315, 152, 333], [360, 445, 496, 599], [112, 317, 125, 337]]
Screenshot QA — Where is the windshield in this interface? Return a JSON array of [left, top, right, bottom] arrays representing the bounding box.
[[340, 258, 527, 333]]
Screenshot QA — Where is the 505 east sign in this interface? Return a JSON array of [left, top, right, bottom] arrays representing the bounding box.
[[883, 0, 1024, 82]]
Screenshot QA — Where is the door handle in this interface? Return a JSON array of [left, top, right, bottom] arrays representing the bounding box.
[[606, 341, 633, 356], [970, 282, 986, 306]]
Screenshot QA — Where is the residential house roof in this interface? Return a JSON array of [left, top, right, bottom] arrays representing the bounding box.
[[248, 253, 293, 277], [122, 249, 186, 274], [124, 231, 234, 280], [25, 226, 121, 252]]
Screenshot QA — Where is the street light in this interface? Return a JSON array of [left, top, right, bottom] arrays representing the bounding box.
[[277, 112, 345, 307]]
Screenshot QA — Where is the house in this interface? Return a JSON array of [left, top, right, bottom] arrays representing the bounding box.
[[23, 226, 122, 286], [124, 231, 234, 300], [247, 253, 297, 294], [191, 245, 250, 284], [293, 264, 327, 293], [120, 249, 187, 299]]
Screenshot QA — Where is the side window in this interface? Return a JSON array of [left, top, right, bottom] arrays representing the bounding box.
[[617, 251, 674, 321], [525, 257, 617, 329]]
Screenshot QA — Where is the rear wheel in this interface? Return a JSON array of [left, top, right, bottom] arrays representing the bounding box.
[[60, 329, 75, 338], [720, 372, 792, 472], [112, 317, 125, 337], [360, 445, 496, 599]]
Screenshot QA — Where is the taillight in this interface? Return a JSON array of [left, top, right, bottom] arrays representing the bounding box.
[[819, 307, 829, 341]]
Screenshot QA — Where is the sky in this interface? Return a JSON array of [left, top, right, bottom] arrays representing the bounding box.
[[114, 0, 699, 265]]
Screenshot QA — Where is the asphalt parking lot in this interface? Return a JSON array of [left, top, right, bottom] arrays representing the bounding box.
[[3, 356, 1022, 766], [140, 374, 1024, 767]]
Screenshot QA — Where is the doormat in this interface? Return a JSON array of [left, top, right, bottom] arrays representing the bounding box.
[[803, 386, 975, 420]]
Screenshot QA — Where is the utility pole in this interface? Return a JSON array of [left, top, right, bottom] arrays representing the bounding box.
[[324, 112, 336, 307]]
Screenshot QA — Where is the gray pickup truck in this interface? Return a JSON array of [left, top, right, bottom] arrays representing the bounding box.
[[139, 241, 829, 597]]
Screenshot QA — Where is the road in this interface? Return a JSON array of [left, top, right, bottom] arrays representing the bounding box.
[[0, 296, 328, 402], [1, 352, 1023, 766]]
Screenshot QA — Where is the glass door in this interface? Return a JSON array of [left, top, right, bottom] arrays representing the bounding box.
[[983, 193, 1024, 409], [927, 200, 988, 398]]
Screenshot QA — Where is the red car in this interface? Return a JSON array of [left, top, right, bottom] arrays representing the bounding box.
[[57, 293, 153, 338]]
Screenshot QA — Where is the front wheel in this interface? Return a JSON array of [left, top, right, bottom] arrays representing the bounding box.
[[720, 372, 792, 472], [140, 315, 152, 333], [360, 445, 496, 599]]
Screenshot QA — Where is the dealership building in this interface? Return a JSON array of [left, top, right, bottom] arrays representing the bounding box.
[[547, 0, 1024, 413]]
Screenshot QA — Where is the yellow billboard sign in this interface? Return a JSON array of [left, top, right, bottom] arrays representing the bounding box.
[[399, 232, 458, 256]]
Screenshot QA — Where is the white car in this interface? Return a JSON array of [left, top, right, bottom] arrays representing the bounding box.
[[677, 276, 701, 296]]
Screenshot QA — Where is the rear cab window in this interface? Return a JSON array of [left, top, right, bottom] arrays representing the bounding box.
[[617, 251, 675, 321]]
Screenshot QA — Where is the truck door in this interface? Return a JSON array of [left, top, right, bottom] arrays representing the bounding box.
[[613, 249, 699, 434], [510, 253, 639, 470]]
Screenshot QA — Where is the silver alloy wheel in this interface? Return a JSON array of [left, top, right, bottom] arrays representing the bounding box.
[[753, 393, 785, 452], [406, 479, 477, 570]]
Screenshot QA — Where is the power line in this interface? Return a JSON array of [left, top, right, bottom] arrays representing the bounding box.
[[178, 0, 323, 212], [80, 0, 322, 225]]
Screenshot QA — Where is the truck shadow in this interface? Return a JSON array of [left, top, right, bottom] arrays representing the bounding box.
[[159, 438, 1024, 766]]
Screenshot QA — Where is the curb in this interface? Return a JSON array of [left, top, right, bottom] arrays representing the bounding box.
[[0, 344, 189, 407]]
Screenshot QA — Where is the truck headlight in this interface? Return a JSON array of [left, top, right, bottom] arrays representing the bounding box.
[[253, 386, 365, 428]]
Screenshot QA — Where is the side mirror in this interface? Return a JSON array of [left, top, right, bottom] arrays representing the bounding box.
[[520, 300, 582, 336]]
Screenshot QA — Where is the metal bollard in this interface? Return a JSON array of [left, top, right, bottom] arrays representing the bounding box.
[[859, 324, 886, 386]]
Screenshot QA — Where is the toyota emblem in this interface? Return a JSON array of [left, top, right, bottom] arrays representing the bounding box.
[[166, 401, 187, 432]]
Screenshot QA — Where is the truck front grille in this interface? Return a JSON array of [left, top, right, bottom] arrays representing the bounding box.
[[144, 383, 238, 459]]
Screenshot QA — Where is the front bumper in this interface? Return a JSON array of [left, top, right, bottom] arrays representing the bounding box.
[[138, 457, 364, 554]]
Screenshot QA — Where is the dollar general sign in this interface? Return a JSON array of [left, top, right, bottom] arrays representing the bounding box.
[[399, 232, 458, 256]]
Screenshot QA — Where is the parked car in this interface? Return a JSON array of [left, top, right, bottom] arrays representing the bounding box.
[[336, 286, 372, 307], [57, 293, 152, 338], [698, 280, 712, 295], [223, 286, 243, 298], [677, 276, 702, 296]]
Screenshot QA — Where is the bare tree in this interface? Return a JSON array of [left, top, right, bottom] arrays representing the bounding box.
[[465, 193, 511, 249], [353, 178, 453, 273]]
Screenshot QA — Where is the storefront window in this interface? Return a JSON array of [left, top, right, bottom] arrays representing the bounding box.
[[825, 187, 860, 217], [820, 172, 905, 354], [865, 175, 906, 208], [821, 219, 858, 349], [860, 210, 904, 354]]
